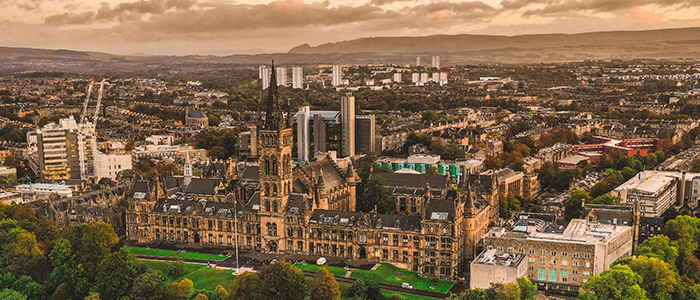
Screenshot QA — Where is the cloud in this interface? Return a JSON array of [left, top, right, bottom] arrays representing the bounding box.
[[45, 0, 196, 24], [516, 0, 700, 17]]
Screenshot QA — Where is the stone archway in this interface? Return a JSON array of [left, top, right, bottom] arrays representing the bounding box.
[[267, 240, 278, 253], [359, 246, 367, 259], [194, 233, 200, 244]]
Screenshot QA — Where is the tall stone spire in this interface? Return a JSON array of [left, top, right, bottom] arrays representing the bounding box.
[[264, 60, 283, 130]]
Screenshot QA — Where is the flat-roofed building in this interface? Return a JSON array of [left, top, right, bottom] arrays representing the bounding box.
[[484, 217, 634, 294], [471, 249, 527, 289]]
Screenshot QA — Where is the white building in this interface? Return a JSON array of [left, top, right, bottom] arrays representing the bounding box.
[[393, 73, 402, 82], [613, 171, 700, 217], [416, 56, 421, 67], [412, 73, 420, 83], [292, 67, 303, 89], [432, 73, 440, 83], [146, 135, 174, 146], [332, 64, 342, 87], [276, 67, 287, 86], [14, 183, 73, 199], [432, 56, 440, 69], [471, 249, 527, 289], [261, 66, 271, 90], [420, 73, 429, 83], [341, 93, 355, 157], [439, 72, 448, 86], [94, 153, 133, 182]]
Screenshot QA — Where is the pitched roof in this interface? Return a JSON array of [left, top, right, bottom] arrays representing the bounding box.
[[301, 158, 346, 191], [187, 111, 207, 119], [372, 172, 447, 190]]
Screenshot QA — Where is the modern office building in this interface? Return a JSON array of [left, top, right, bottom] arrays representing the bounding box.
[[377, 155, 484, 183], [293, 108, 342, 164], [355, 115, 375, 154], [332, 64, 342, 87], [416, 56, 420, 67], [412, 73, 420, 83], [260, 66, 271, 90], [36, 116, 92, 180], [292, 67, 303, 89], [439, 72, 448, 85], [420, 73, 429, 84], [276, 67, 287, 86], [341, 93, 355, 157], [432, 56, 440, 69], [238, 127, 258, 158], [393, 73, 402, 83], [612, 171, 700, 217], [432, 73, 440, 83], [471, 249, 527, 289]]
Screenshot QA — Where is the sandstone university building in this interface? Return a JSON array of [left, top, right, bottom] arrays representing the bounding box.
[[124, 65, 499, 281]]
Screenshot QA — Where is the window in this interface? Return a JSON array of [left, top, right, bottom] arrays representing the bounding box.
[[549, 269, 557, 282], [414, 236, 420, 247], [572, 270, 578, 275], [487, 246, 493, 250], [551, 251, 557, 257], [403, 235, 409, 244], [528, 266, 534, 271], [585, 262, 590, 268], [560, 269, 568, 282], [584, 254, 591, 259], [519, 248, 524, 254], [573, 261, 579, 267], [551, 259, 557, 265], [529, 249, 535, 255], [538, 268, 546, 281], [508, 247, 514, 253], [562, 260, 568, 266], [583, 271, 590, 276], [539, 258, 545, 264], [497, 246, 503, 252], [528, 258, 535, 263], [573, 253, 579, 259], [359, 234, 367, 243], [540, 250, 545, 256], [572, 277, 578, 282], [562, 252, 568, 258]]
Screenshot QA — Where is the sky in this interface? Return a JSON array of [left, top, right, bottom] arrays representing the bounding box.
[[1, 0, 700, 55]]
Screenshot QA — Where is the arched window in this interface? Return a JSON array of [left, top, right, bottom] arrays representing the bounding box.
[[272, 223, 278, 236], [273, 184, 278, 196], [265, 201, 271, 212], [264, 158, 270, 175], [264, 183, 270, 196], [273, 201, 278, 212], [273, 161, 278, 175]]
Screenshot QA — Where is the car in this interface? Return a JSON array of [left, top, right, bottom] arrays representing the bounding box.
[[316, 257, 327, 266], [401, 283, 413, 289]]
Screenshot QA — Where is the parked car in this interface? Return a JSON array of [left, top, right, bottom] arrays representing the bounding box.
[[402, 283, 413, 289], [316, 257, 327, 266]]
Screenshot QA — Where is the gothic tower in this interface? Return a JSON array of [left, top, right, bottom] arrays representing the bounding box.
[[258, 60, 294, 253]]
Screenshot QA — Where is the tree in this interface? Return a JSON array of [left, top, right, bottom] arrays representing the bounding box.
[[627, 256, 677, 300], [84, 292, 101, 300], [442, 143, 466, 160], [2, 155, 19, 168], [172, 278, 194, 298], [215, 285, 228, 300], [309, 268, 340, 300], [257, 261, 307, 300], [461, 288, 489, 300], [359, 175, 394, 214], [346, 279, 382, 300], [0, 289, 26, 300], [566, 189, 591, 220], [580, 265, 648, 300], [194, 294, 210, 300], [170, 259, 186, 278], [229, 271, 259, 300], [92, 249, 143, 300], [589, 193, 621, 205], [491, 282, 521, 300], [636, 235, 678, 268], [131, 269, 168, 300], [517, 277, 536, 300]]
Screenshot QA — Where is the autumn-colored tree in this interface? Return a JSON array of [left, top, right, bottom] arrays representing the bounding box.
[[580, 265, 647, 300], [257, 261, 307, 300], [194, 294, 209, 300], [309, 268, 340, 300], [229, 272, 260, 300], [171, 278, 193, 298]]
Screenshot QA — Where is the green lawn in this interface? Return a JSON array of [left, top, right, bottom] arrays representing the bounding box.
[[124, 246, 178, 257], [351, 263, 454, 293], [294, 263, 348, 277], [338, 282, 441, 300], [177, 252, 228, 261], [140, 260, 234, 291]]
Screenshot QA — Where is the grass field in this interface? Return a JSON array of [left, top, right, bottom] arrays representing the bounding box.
[[294, 263, 348, 277], [351, 263, 454, 293], [176, 252, 228, 261], [338, 282, 441, 300], [141, 260, 234, 291], [124, 246, 178, 257]]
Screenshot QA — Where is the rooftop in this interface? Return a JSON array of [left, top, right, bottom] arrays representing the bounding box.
[[472, 249, 526, 268]]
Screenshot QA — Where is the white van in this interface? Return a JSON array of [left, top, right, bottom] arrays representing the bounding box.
[[316, 257, 327, 266], [401, 283, 413, 289]]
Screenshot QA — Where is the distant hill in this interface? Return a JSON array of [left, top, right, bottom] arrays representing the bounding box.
[[288, 27, 700, 62]]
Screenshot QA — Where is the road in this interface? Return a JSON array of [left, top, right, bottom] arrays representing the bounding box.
[[135, 254, 451, 299]]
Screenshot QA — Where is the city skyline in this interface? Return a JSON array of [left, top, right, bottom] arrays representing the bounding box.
[[1, 0, 700, 55]]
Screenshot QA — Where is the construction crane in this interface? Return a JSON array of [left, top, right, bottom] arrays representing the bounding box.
[[77, 78, 106, 181], [77, 79, 95, 180], [91, 78, 106, 179]]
